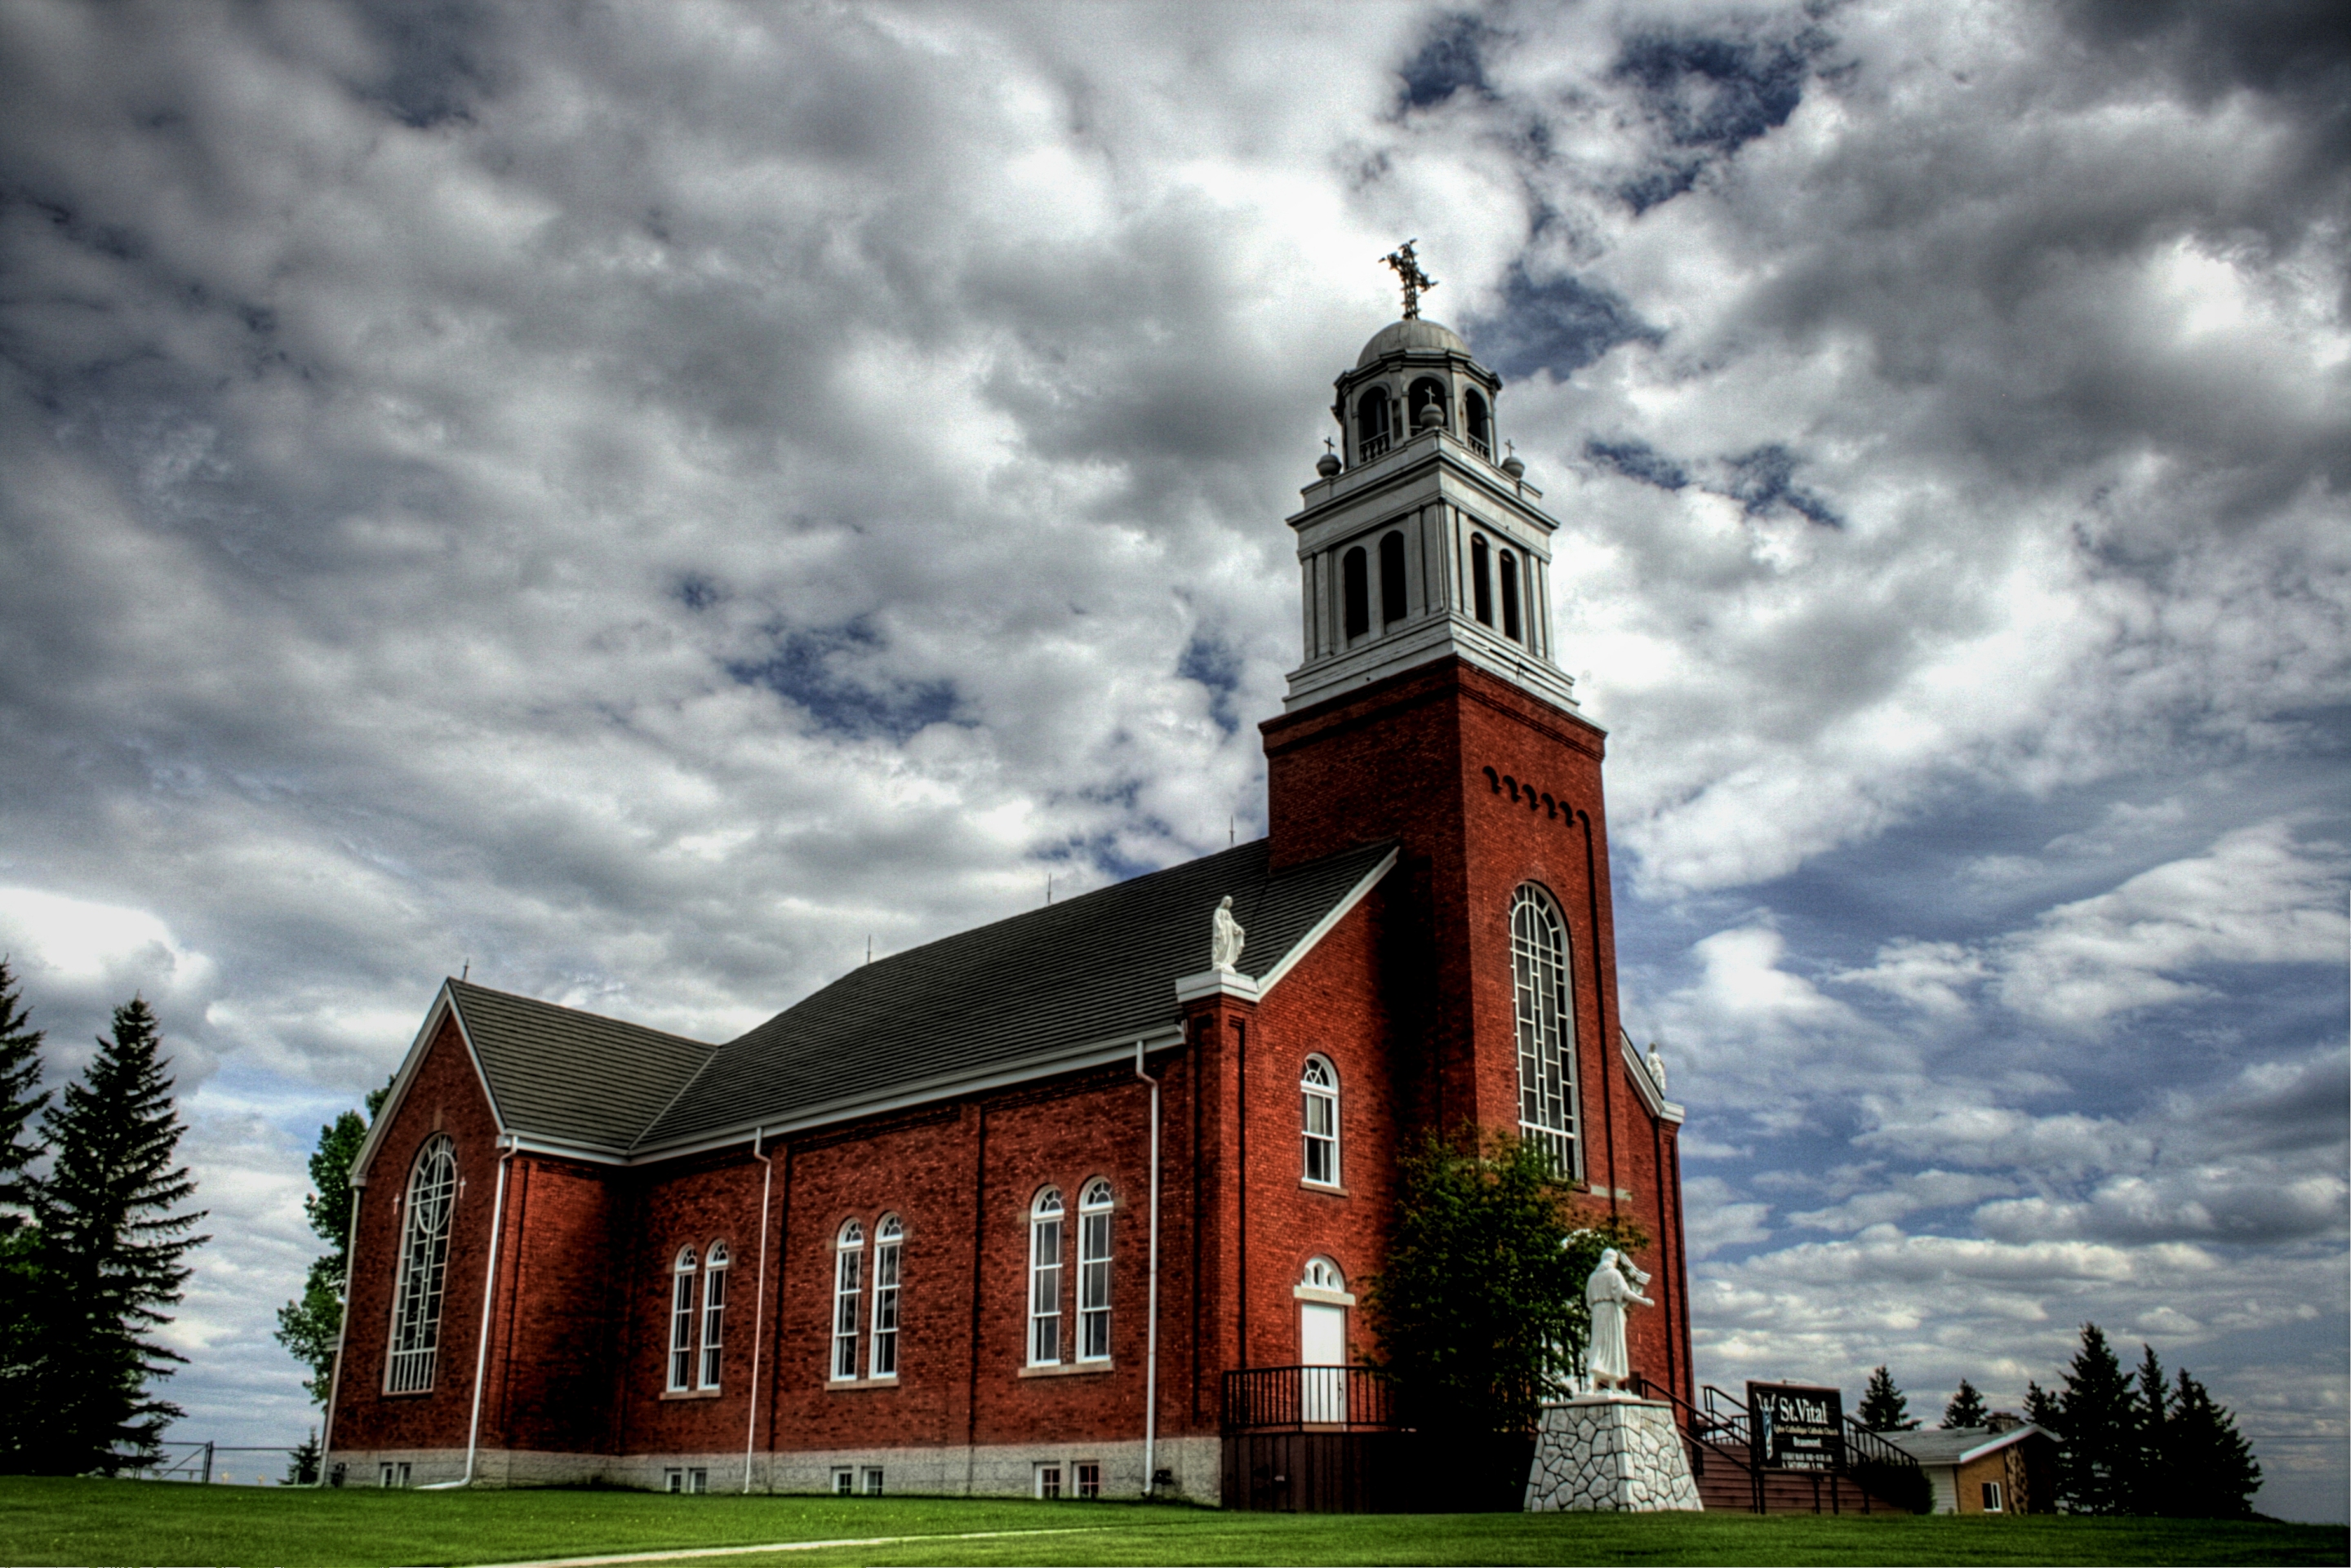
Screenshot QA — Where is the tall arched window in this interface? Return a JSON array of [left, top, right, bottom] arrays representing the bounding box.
[[1408, 377, 1447, 431], [1356, 387, 1392, 461], [831, 1220, 864, 1381], [1499, 550, 1522, 642], [385, 1135, 457, 1394], [699, 1242, 728, 1389], [870, 1215, 902, 1379], [1028, 1189, 1064, 1365], [667, 1246, 699, 1392], [1510, 886, 1581, 1175], [1471, 534, 1494, 626], [1301, 1056, 1339, 1186], [1342, 546, 1370, 640], [1379, 532, 1407, 625], [1464, 389, 1492, 456], [1078, 1179, 1113, 1361]]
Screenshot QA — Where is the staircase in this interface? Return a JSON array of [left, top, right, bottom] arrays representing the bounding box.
[[1629, 1378, 1927, 1515]]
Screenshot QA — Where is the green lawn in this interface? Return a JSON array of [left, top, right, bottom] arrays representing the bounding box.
[[0, 1477, 2340, 1567]]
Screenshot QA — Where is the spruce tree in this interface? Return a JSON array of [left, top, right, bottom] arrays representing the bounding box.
[[2165, 1368, 2261, 1517], [273, 1079, 389, 1406], [2132, 1344, 2170, 1515], [1859, 1365, 1920, 1431], [30, 997, 208, 1474], [2055, 1322, 2138, 1514], [0, 960, 51, 1470], [1942, 1376, 1989, 1428], [2024, 1379, 2060, 1432]]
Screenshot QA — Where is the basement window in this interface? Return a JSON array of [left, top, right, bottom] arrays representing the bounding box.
[[664, 1468, 708, 1494], [862, 1467, 885, 1495], [832, 1467, 856, 1495], [1076, 1461, 1102, 1499], [1036, 1462, 1064, 1499]]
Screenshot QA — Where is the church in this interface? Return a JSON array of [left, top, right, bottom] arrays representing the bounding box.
[[322, 279, 1695, 1502]]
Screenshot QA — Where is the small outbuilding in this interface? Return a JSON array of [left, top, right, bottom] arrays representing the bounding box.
[[1883, 1422, 2057, 1514]]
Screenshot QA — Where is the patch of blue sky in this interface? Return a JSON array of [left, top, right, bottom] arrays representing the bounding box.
[[1611, 28, 1819, 211], [1467, 266, 1662, 384], [1176, 629, 1244, 738], [1395, 11, 1489, 110], [723, 619, 959, 742]]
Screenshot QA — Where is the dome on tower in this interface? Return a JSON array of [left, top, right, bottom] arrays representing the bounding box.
[[1356, 317, 1470, 367]]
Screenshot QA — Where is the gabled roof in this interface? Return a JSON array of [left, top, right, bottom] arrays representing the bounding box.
[[373, 837, 1396, 1167], [1883, 1424, 2052, 1467], [642, 837, 1396, 1149]]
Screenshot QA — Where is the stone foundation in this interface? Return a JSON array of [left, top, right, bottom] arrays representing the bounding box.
[[1522, 1397, 1701, 1512]]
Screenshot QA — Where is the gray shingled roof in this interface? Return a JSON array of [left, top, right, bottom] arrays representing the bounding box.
[[448, 981, 717, 1153], [1882, 1425, 2050, 1466], [639, 837, 1395, 1149]]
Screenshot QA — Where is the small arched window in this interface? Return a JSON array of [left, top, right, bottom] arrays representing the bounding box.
[[1499, 550, 1522, 642], [870, 1215, 903, 1379], [386, 1135, 458, 1394], [699, 1242, 728, 1389], [1409, 377, 1447, 432], [1301, 1056, 1339, 1186], [668, 1246, 699, 1392], [1471, 534, 1494, 626], [1379, 532, 1407, 626], [1464, 389, 1491, 456], [831, 1220, 864, 1381], [1028, 1189, 1064, 1366], [1302, 1256, 1345, 1293], [1342, 547, 1370, 641], [1077, 1179, 1113, 1361], [1511, 886, 1580, 1175], [1356, 387, 1393, 461]]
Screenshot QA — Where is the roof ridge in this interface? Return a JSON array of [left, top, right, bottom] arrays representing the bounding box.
[[449, 977, 719, 1051]]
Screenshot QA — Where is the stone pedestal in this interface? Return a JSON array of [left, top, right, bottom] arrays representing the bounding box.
[[1522, 1396, 1702, 1512]]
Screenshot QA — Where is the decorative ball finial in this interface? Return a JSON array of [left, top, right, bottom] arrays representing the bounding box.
[[1317, 436, 1342, 478], [1381, 239, 1438, 320], [1502, 439, 1525, 479]]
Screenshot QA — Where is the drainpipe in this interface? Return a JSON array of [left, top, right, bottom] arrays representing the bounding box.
[[318, 1181, 363, 1483], [743, 1128, 774, 1495], [425, 1134, 514, 1489], [1134, 1039, 1162, 1498]]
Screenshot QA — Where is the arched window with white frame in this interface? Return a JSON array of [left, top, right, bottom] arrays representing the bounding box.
[[1511, 884, 1581, 1175], [1028, 1188, 1064, 1366], [1077, 1179, 1113, 1361], [699, 1242, 728, 1389], [667, 1246, 699, 1392], [869, 1215, 902, 1379], [385, 1135, 457, 1394], [831, 1220, 864, 1381], [1301, 1055, 1340, 1187]]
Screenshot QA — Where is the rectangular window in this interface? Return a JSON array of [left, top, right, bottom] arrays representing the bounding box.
[[1029, 1214, 1062, 1366], [664, 1468, 683, 1494], [380, 1463, 411, 1488], [1035, 1462, 1063, 1499], [699, 1261, 727, 1389], [669, 1268, 697, 1391], [1078, 1209, 1111, 1361], [1076, 1461, 1101, 1499], [831, 1467, 856, 1495], [861, 1467, 884, 1496], [689, 1468, 709, 1495], [1303, 1077, 1337, 1185], [870, 1232, 900, 1378], [1981, 1480, 2004, 1512], [832, 1246, 863, 1380]]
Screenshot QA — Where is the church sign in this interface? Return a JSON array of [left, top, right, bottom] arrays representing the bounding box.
[[1747, 1382, 1846, 1472]]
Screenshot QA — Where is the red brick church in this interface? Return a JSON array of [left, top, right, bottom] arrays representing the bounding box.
[[324, 304, 1694, 1499]]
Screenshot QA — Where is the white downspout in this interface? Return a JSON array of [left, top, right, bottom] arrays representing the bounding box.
[[317, 1181, 363, 1485], [1133, 1039, 1161, 1498], [426, 1135, 514, 1490], [744, 1128, 773, 1495]]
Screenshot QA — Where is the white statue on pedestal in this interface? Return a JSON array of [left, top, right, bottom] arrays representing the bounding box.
[[1645, 1043, 1668, 1095], [1582, 1247, 1654, 1397], [1211, 895, 1246, 973]]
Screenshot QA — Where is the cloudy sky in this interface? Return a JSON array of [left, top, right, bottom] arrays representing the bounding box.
[[1, 0, 2344, 1517]]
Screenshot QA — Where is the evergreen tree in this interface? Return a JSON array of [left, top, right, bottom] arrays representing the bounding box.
[[273, 1079, 389, 1406], [28, 998, 208, 1474], [2055, 1322, 2138, 1514], [2163, 1367, 2261, 1517], [1859, 1365, 1920, 1431], [2024, 1378, 2060, 1435], [0, 961, 51, 1469], [2132, 1344, 2170, 1515], [1942, 1376, 1989, 1428], [1364, 1129, 1645, 1442], [285, 1428, 322, 1486]]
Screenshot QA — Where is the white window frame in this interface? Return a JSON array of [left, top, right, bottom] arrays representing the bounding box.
[[1075, 1460, 1101, 1499], [831, 1466, 856, 1495], [1035, 1461, 1064, 1499], [1982, 1480, 2004, 1512], [831, 1219, 864, 1381], [1077, 1179, 1113, 1362], [1510, 885, 1581, 1176], [699, 1242, 728, 1390], [667, 1246, 699, 1392], [860, 1466, 884, 1495], [1301, 1055, 1340, 1186], [384, 1135, 458, 1395], [869, 1214, 902, 1379], [1028, 1188, 1064, 1366]]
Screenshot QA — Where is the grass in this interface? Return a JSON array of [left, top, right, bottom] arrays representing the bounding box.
[[0, 1477, 2342, 1567]]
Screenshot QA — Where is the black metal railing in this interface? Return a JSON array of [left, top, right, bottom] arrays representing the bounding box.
[[1222, 1366, 1402, 1432]]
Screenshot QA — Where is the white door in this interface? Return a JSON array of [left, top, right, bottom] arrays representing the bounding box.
[[1300, 1303, 1346, 1422]]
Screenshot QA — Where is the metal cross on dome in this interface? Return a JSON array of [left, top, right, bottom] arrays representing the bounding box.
[[1381, 239, 1438, 319]]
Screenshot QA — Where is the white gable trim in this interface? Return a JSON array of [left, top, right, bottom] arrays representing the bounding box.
[[347, 982, 510, 1187], [1619, 1029, 1685, 1125], [1254, 846, 1400, 997]]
